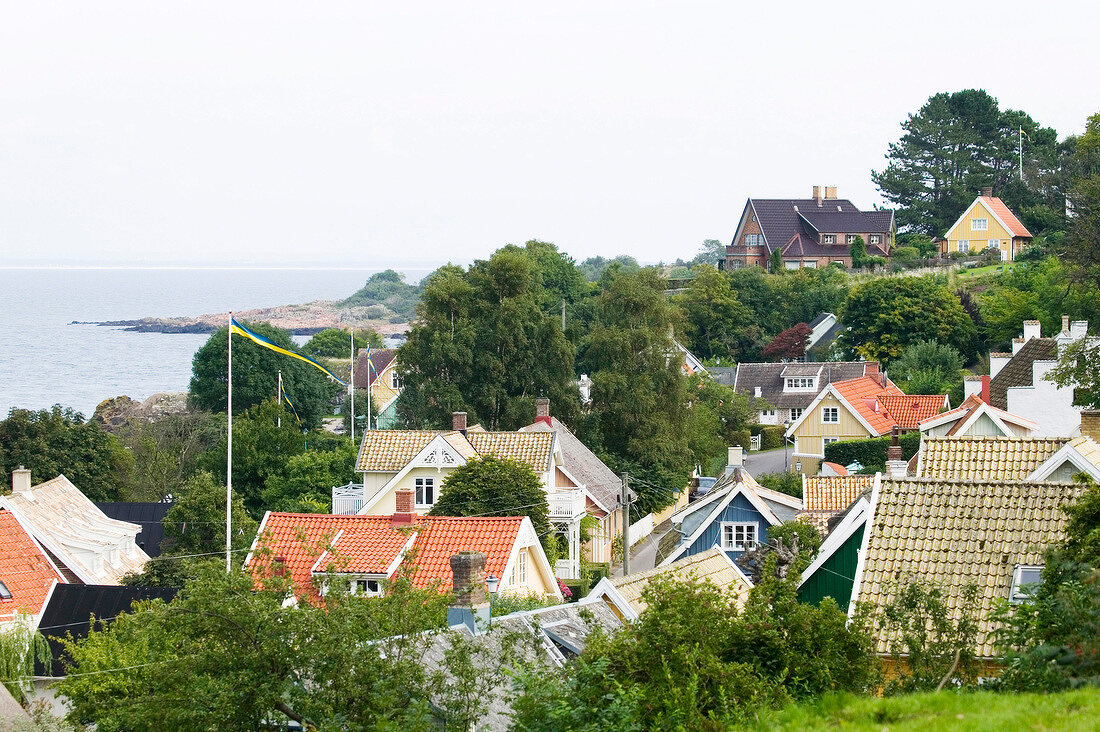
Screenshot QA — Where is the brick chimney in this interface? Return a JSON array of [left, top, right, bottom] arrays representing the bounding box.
[[824, 186, 837, 200], [535, 397, 552, 427], [1062, 315, 1070, 333], [886, 427, 907, 478], [11, 466, 30, 494], [1081, 410, 1100, 443], [812, 186, 821, 204], [452, 411, 467, 434], [981, 375, 990, 404], [863, 362, 880, 376], [392, 488, 416, 527], [447, 551, 491, 633], [981, 186, 993, 198]]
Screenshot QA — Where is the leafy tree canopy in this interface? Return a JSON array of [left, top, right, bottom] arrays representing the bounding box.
[[890, 340, 964, 397], [674, 264, 754, 361], [303, 327, 382, 358], [117, 411, 223, 502], [578, 254, 640, 282], [261, 439, 358, 513], [762, 323, 812, 361], [338, 268, 423, 320], [189, 321, 339, 430]]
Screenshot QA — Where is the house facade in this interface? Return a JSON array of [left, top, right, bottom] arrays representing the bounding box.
[[352, 348, 401, 428], [942, 187, 1032, 261], [919, 382, 1036, 438], [731, 361, 874, 426], [724, 186, 893, 270], [798, 493, 871, 613]]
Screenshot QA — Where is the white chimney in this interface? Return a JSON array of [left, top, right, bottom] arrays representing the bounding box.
[[989, 353, 1011, 379], [1070, 320, 1088, 340], [754, 386, 762, 398], [886, 459, 908, 479], [727, 446, 744, 469], [1022, 320, 1041, 342], [11, 466, 31, 494], [963, 376, 982, 399], [1012, 337, 1025, 355]]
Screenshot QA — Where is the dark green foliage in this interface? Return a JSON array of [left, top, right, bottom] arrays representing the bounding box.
[[849, 235, 868, 267], [824, 432, 920, 470], [578, 254, 640, 282], [396, 248, 580, 430], [189, 322, 339, 430], [162, 471, 257, 557], [896, 232, 938, 257], [261, 438, 358, 513], [302, 327, 382, 358], [769, 248, 783, 273], [756, 471, 803, 499], [686, 376, 759, 476], [892, 246, 919, 261], [689, 239, 727, 267], [117, 411, 223, 502], [751, 425, 786, 450], [891, 340, 964, 397], [878, 580, 982, 694], [338, 268, 423, 320], [0, 406, 133, 502], [839, 276, 977, 366], [675, 264, 754, 360], [430, 455, 554, 558]]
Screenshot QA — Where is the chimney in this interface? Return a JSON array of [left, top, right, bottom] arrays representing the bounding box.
[[825, 186, 837, 200], [11, 466, 31, 494], [963, 375, 982, 399], [273, 555, 287, 577], [1062, 315, 1070, 333], [754, 386, 762, 398], [981, 375, 990, 404], [452, 411, 467, 434], [1012, 337, 1025, 355], [1022, 320, 1041, 342], [535, 397, 552, 426], [447, 551, 491, 634], [1070, 320, 1088, 340], [1081, 409, 1100, 442], [989, 352, 1011, 379], [813, 186, 821, 204], [727, 446, 744, 469], [392, 488, 416, 527], [981, 186, 993, 198], [863, 362, 880, 376], [886, 427, 907, 477]]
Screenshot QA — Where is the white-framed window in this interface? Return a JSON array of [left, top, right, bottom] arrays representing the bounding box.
[[391, 371, 401, 389], [822, 406, 839, 423], [823, 234, 835, 244], [509, 550, 529, 586], [721, 522, 757, 551], [745, 234, 761, 246], [972, 218, 988, 231], [823, 437, 838, 447], [761, 409, 776, 417], [1009, 565, 1043, 603], [789, 407, 804, 421], [847, 234, 858, 244], [415, 477, 435, 507], [958, 240, 970, 253], [352, 578, 384, 597], [785, 377, 816, 390], [784, 260, 800, 270], [988, 239, 1001, 250], [870, 234, 881, 245]]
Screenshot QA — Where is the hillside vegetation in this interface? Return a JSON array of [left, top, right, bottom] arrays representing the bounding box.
[[339, 269, 422, 323]]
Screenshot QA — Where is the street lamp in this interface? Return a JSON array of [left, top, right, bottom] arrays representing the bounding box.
[[783, 420, 792, 471], [486, 574, 500, 629]]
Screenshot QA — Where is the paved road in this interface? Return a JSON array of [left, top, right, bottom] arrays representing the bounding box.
[[745, 447, 790, 476]]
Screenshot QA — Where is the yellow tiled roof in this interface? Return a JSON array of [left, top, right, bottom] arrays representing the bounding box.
[[857, 477, 1084, 658], [918, 436, 1067, 480], [355, 431, 445, 471], [1068, 436, 1100, 471], [466, 431, 555, 472], [799, 475, 875, 535], [611, 547, 751, 615]]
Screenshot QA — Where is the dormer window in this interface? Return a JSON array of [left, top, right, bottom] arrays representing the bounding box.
[[352, 578, 384, 597], [1010, 565, 1043, 603], [785, 377, 816, 391]]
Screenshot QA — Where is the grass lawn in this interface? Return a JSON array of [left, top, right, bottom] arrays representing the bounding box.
[[750, 689, 1100, 731], [954, 262, 1016, 281]]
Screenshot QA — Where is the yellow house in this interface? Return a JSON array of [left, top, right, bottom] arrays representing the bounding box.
[[943, 187, 1032, 262], [352, 348, 401, 428]]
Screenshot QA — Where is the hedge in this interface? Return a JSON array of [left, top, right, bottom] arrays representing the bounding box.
[[750, 425, 785, 450], [823, 431, 920, 468]]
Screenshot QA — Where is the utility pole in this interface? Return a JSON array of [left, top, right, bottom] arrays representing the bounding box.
[[621, 473, 631, 576], [561, 298, 566, 332]]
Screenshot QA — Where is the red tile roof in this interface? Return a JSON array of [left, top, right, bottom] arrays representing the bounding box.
[[0, 510, 64, 621], [981, 196, 1033, 238], [250, 513, 525, 604], [831, 376, 905, 435], [878, 395, 948, 430]]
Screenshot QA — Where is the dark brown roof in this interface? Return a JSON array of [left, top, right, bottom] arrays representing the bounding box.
[[353, 348, 397, 388], [988, 338, 1057, 410], [732, 361, 871, 410], [746, 198, 893, 254]]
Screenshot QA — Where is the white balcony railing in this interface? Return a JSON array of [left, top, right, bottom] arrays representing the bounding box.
[[547, 488, 586, 520], [332, 483, 365, 515]]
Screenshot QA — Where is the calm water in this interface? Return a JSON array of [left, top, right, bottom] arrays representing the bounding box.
[[0, 268, 430, 418]]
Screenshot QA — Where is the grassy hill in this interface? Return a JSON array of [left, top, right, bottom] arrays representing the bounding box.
[[751, 689, 1100, 731], [339, 269, 422, 323]]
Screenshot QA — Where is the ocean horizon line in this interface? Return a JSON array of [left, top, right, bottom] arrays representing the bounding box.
[[0, 264, 441, 272]]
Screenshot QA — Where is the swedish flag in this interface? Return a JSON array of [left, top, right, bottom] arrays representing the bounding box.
[[230, 319, 347, 386]]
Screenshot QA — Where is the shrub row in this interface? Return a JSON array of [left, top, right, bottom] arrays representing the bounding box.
[[750, 424, 786, 450], [823, 431, 920, 469]]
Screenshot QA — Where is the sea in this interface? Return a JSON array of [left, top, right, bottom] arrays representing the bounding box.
[[0, 268, 432, 419]]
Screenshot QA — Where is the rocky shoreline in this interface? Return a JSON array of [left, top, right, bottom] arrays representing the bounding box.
[[73, 300, 411, 336]]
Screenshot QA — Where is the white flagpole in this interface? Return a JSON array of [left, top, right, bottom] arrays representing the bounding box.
[[349, 330, 355, 444], [276, 370, 282, 429], [226, 312, 233, 573], [366, 352, 372, 433]]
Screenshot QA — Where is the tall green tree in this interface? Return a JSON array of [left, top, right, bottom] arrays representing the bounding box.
[[674, 264, 753, 360], [397, 247, 579, 430], [303, 327, 382, 358], [262, 439, 358, 513], [873, 90, 1058, 236], [891, 340, 965, 397], [0, 406, 133, 502], [839, 276, 977, 366], [579, 269, 692, 513], [117, 411, 223, 502], [189, 321, 339, 430]]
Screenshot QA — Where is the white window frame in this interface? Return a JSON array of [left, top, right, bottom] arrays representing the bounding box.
[[721, 522, 757, 551], [789, 407, 804, 421], [390, 371, 401, 389], [823, 234, 835, 244], [745, 234, 761, 247], [869, 234, 880, 245], [1009, 565, 1043, 603], [517, 550, 527, 585], [823, 437, 839, 447], [822, 406, 839, 424], [761, 408, 776, 417], [351, 577, 385, 597], [958, 240, 970, 253], [785, 377, 817, 391], [847, 234, 858, 245], [972, 218, 988, 231], [415, 477, 435, 507]]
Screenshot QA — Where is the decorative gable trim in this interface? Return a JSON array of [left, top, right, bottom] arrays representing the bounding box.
[[359, 435, 469, 514], [1028, 442, 1100, 483], [499, 518, 564, 601], [660, 481, 782, 566], [846, 473, 882, 620]]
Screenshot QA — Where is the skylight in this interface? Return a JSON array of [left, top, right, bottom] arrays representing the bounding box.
[[1009, 565, 1043, 603], [0, 581, 11, 600]]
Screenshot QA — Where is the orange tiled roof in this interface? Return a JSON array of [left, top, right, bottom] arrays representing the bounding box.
[[831, 376, 905, 435], [981, 196, 1033, 238], [800, 475, 875, 534], [0, 510, 63, 621], [878, 395, 948, 430], [821, 462, 848, 476], [251, 513, 525, 604]]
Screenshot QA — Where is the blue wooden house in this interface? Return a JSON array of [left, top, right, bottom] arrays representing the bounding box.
[[659, 468, 803, 567]]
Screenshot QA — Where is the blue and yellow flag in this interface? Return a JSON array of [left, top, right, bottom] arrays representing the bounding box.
[[279, 386, 304, 426], [230, 319, 347, 385]]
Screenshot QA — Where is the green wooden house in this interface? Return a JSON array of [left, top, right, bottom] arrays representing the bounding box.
[[797, 496, 870, 612]]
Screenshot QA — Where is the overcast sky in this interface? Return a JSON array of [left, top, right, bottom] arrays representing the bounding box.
[[1, 2, 1096, 269]]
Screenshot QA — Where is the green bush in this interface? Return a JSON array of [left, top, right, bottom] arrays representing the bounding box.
[[891, 246, 919, 260], [823, 432, 920, 469], [948, 251, 969, 260], [756, 471, 802, 498], [751, 425, 785, 450]]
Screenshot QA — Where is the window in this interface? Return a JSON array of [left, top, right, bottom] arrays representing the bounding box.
[[761, 409, 776, 417], [415, 477, 435, 506], [972, 218, 988, 231], [823, 234, 835, 244], [789, 407, 803, 421], [721, 522, 757, 551], [784, 260, 800, 270], [823, 437, 838, 447], [870, 234, 881, 244], [0, 581, 10, 600], [509, 550, 529, 586], [1010, 565, 1043, 603], [353, 578, 384, 596], [785, 377, 816, 390], [988, 239, 1001, 251], [744, 234, 761, 247], [958, 240, 970, 253], [847, 234, 858, 244], [391, 371, 401, 389], [822, 406, 839, 423]]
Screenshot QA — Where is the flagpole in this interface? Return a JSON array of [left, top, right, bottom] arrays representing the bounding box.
[[349, 329, 355, 444], [366, 349, 372, 433], [276, 370, 282, 429], [226, 312, 233, 573]]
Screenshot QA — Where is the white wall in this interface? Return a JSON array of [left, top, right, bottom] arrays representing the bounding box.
[[1007, 360, 1081, 437]]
